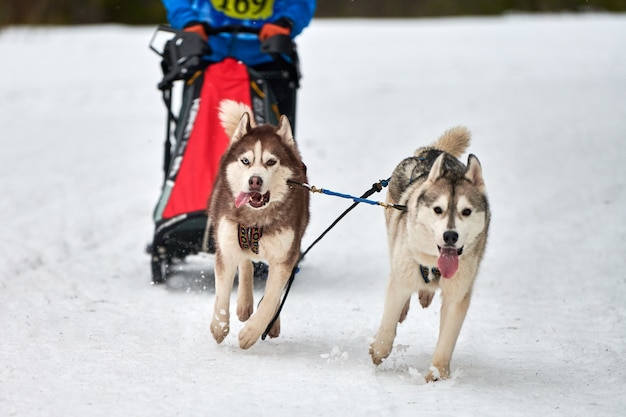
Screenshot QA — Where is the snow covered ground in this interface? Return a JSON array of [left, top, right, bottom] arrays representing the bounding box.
[[1, 14, 625, 416]]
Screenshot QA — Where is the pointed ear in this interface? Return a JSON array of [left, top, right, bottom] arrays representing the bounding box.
[[427, 153, 446, 183], [276, 115, 296, 147], [465, 154, 485, 191], [231, 112, 251, 143]]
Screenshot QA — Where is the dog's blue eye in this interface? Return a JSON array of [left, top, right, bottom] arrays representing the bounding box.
[[241, 157, 250, 165], [462, 208, 472, 216], [266, 159, 276, 166], [434, 207, 443, 214]]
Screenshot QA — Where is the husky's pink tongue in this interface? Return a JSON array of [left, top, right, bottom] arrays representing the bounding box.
[[235, 192, 251, 208], [438, 247, 459, 278]]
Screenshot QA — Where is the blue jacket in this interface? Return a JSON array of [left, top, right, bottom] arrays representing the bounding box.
[[161, 0, 316, 66]]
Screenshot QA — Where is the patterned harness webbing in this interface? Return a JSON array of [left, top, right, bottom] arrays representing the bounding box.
[[420, 264, 441, 284], [238, 224, 263, 254]]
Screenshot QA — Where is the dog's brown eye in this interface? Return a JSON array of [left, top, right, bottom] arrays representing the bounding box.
[[266, 159, 276, 166], [462, 208, 472, 216], [241, 157, 250, 165], [434, 207, 443, 214]]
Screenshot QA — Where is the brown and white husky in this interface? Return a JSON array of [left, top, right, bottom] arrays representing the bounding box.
[[370, 126, 490, 381], [206, 99, 310, 349]]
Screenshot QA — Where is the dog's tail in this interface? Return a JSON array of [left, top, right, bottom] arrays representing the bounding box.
[[424, 126, 471, 159], [219, 99, 255, 138]]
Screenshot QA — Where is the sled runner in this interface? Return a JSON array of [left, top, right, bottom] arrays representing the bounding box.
[[147, 25, 300, 283]]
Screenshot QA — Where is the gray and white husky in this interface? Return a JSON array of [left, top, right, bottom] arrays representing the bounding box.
[[370, 126, 490, 381], [207, 99, 310, 349]]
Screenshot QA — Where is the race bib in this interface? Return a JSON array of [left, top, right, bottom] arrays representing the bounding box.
[[211, 0, 275, 20]]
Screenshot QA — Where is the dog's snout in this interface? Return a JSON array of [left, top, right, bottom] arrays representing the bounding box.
[[443, 230, 458, 246], [248, 176, 263, 190]]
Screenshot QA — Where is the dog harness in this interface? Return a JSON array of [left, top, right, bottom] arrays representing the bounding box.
[[420, 264, 441, 284], [238, 224, 263, 254]]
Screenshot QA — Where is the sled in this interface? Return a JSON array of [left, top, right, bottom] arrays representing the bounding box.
[[147, 25, 300, 283]]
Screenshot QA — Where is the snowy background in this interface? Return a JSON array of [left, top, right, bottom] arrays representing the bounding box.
[[1, 14, 625, 416]]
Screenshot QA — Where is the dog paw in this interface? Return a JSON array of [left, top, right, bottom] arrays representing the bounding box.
[[418, 290, 434, 308], [425, 364, 449, 382], [266, 316, 280, 339], [210, 317, 230, 344], [238, 322, 262, 349], [369, 339, 392, 365], [237, 304, 253, 322]]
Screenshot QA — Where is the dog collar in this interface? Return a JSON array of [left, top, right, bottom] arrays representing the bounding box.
[[238, 224, 263, 254], [420, 264, 441, 284]]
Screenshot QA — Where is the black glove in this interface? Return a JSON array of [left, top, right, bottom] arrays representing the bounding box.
[[159, 29, 212, 89]]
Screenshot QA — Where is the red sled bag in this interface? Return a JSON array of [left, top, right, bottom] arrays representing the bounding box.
[[156, 58, 252, 221], [147, 26, 299, 283]]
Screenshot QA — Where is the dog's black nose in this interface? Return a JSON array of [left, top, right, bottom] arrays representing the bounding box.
[[248, 176, 263, 190], [443, 231, 458, 245]]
